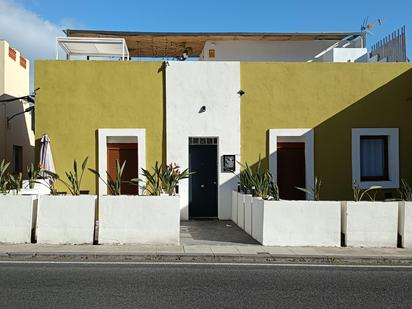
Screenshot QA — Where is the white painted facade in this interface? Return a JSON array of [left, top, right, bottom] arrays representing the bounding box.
[[199, 40, 363, 62], [314, 48, 368, 62], [166, 61, 241, 220]]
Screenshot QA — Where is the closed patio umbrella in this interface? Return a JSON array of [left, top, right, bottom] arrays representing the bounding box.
[[39, 134, 55, 176]]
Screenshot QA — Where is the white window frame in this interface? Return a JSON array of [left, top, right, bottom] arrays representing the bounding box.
[[268, 129, 314, 200], [98, 128, 146, 195], [352, 128, 399, 189]]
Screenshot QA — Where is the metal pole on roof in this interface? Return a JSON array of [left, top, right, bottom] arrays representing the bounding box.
[[56, 39, 58, 60]]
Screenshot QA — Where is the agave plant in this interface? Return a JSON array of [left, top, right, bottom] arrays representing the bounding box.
[[131, 162, 192, 196], [398, 178, 412, 201], [238, 157, 279, 200], [26, 163, 42, 189], [131, 162, 162, 196], [0, 159, 10, 193], [8, 172, 22, 194], [44, 157, 89, 195], [89, 160, 126, 195], [353, 182, 382, 201], [296, 177, 322, 201]]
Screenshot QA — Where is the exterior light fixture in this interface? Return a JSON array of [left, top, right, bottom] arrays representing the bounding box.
[[199, 106, 206, 113], [237, 90, 245, 96]]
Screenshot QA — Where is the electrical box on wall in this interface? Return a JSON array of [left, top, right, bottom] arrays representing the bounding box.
[[222, 155, 236, 172]]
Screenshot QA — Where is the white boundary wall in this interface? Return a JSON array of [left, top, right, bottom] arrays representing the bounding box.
[[99, 195, 180, 245]]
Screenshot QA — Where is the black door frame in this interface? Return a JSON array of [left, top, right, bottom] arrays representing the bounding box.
[[188, 137, 219, 219]]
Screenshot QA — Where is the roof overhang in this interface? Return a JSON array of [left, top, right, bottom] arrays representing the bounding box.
[[56, 37, 129, 59], [64, 29, 363, 58]]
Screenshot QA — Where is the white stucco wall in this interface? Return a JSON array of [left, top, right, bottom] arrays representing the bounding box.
[[315, 48, 368, 63], [166, 61, 241, 220], [199, 40, 354, 62]]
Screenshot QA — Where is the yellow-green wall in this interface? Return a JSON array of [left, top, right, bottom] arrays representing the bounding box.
[[241, 63, 412, 200], [35, 61, 164, 194]]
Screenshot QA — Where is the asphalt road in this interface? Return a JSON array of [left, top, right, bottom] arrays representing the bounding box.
[[1, 262, 412, 308]]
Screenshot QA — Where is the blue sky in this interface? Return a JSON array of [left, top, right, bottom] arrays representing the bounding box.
[[20, 0, 411, 50], [0, 0, 411, 90]]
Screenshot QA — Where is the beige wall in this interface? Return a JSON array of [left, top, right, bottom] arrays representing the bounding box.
[[0, 40, 29, 97], [0, 40, 34, 176]]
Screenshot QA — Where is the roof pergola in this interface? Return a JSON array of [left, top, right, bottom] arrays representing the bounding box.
[[64, 29, 363, 58]]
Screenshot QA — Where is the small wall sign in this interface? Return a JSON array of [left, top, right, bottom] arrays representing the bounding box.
[[222, 155, 236, 172], [208, 49, 216, 58]]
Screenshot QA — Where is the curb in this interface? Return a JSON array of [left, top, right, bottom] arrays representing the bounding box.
[[2, 252, 412, 265]]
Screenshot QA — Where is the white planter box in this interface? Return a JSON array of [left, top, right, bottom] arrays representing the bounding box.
[[244, 195, 253, 235], [237, 193, 246, 229], [252, 200, 341, 246], [36, 195, 97, 244], [231, 191, 238, 224], [399, 202, 412, 248], [99, 195, 180, 245], [342, 201, 398, 248], [22, 179, 51, 195], [0, 195, 37, 243]]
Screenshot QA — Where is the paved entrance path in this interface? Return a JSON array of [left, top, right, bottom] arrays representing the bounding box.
[[180, 220, 258, 246]]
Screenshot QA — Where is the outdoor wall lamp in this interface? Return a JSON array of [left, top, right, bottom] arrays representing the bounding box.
[[237, 90, 245, 96], [199, 106, 206, 113]]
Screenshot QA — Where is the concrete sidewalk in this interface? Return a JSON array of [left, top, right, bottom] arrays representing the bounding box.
[[1, 243, 412, 265]]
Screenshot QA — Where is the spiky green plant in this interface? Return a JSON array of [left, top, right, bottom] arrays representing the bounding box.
[[132, 161, 162, 196], [161, 162, 192, 195], [238, 157, 279, 200], [0, 159, 10, 193], [44, 157, 89, 195], [131, 162, 192, 196], [296, 177, 322, 201], [353, 182, 382, 201], [398, 178, 412, 201], [8, 173, 22, 194], [26, 163, 41, 189], [89, 160, 126, 195]]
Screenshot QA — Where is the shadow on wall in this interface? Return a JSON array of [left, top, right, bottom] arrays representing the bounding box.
[[313, 68, 412, 201], [1, 94, 34, 177], [261, 68, 412, 201]]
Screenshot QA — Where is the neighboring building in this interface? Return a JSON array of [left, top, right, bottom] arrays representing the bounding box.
[[0, 40, 34, 177], [36, 30, 411, 220]]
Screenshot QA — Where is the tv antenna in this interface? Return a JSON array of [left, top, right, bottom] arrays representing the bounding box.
[[361, 17, 383, 35]]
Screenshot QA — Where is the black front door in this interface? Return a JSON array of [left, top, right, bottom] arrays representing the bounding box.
[[189, 144, 218, 218]]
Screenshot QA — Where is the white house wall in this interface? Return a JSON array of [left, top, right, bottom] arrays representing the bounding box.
[[166, 61, 241, 220], [199, 40, 345, 62]]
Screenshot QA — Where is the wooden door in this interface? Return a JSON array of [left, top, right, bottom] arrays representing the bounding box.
[[277, 142, 306, 200], [107, 143, 138, 195]]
